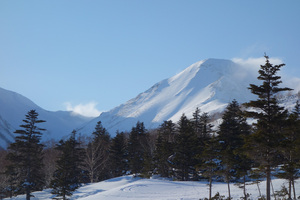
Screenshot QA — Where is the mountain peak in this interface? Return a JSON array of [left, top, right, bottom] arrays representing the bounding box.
[[79, 58, 255, 135]]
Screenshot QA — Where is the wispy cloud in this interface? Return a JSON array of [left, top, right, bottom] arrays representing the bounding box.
[[232, 57, 300, 92], [65, 101, 101, 117]]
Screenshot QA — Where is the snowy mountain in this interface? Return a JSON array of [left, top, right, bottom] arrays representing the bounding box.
[[0, 87, 92, 149], [79, 58, 300, 135], [2, 58, 299, 148]]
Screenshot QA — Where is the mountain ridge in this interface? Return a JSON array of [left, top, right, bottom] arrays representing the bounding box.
[[78, 58, 261, 135], [0, 87, 92, 149], [1, 58, 299, 148]]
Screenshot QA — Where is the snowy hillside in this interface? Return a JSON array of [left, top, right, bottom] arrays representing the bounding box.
[[0, 87, 92, 149], [79, 58, 268, 135], [7, 175, 300, 200]]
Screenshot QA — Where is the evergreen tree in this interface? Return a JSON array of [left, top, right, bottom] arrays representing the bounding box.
[[217, 100, 251, 199], [192, 107, 202, 137], [199, 112, 214, 141], [200, 134, 220, 200], [277, 101, 300, 199], [153, 120, 176, 177], [193, 110, 214, 181], [173, 114, 197, 181], [5, 110, 45, 200], [127, 121, 147, 175], [244, 55, 292, 200], [84, 121, 111, 182], [110, 131, 128, 177], [51, 130, 85, 200]]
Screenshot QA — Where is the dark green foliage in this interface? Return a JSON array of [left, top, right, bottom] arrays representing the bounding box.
[[192, 107, 202, 137], [276, 101, 300, 199], [153, 120, 176, 177], [5, 110, 45, 200], [244, 55, 292, 200], [127, 121, 148, 174], [173, 114, 197, 181], [50, 130, 85, 200], [217, 100, 251, 199], [194, 112, 214, 172], [199, 112, 214, 141], [200, 134, 221, 200], [110, 131, 128, 177]]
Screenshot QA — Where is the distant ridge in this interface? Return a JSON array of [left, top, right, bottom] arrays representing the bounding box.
[[0, 87, 92, 149]]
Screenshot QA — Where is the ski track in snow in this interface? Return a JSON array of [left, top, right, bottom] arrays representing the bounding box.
[[6, 176, 300, 200]]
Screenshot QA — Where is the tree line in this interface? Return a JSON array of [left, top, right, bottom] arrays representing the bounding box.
[[0, 56, 299, 200]]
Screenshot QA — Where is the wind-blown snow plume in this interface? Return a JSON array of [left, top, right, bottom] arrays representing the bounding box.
[[65, 102, 101, 117]]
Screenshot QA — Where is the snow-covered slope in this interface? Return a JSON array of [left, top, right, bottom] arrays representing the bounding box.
[[6, 175, 300, 200], [79, 59, 260, 135], [0, 87, 92, 149]]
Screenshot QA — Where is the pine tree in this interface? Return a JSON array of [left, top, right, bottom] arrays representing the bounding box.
[[200, 134, 220, 200], [173, 114, 197, 181], [199, 112, 213, 141], [153, 120, 176, 177], [5, 110, 45, 200], [110, 131, 128, 177], [51, 130, 85, 200], [127, 121, 147, 175], [277, 101, 300, 199], [192, 107, 202, 137], [84, 121, 111, 182], [193, 110, 214, 181], [244, 55, 292, 200], [217, 100, 251, 199]]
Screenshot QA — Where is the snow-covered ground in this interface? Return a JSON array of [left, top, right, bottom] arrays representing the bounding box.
[[6, 176, 300, 200]]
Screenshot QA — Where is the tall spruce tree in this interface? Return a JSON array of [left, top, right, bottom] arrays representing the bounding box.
[[244, 55, 292, 200], [110, 131, 128, 177], [277, 101, 300, 199], [200, 134, 220, 200], [193, 110, 214, 182], [217, 100, 251, 200], [5, 110, 45, 200], [51, 130, 85, 200], [154, 120, 176, 177], [192, 107, 202, 137], [127, 121, 147, 175], [84, 121, 111, 182], [173, 114, 197, 181]]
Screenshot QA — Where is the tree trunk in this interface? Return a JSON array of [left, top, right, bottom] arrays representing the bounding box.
[[257, 181, 262, 197], [243, 175, 247, 200], [26, 192, 30, 200], [266, 165, 271, 200], [227, 180, 231, 200], [271, 179, 276, 200], [292, 179, 296, 200], [289, 180, 292, 200], [209, 177, 212, 200]]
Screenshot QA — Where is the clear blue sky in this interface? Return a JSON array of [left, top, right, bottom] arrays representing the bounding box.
[[1, 1, 300, 116]]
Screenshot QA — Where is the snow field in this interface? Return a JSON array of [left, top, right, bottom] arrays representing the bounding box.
[[7, 176, 300, 200]]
